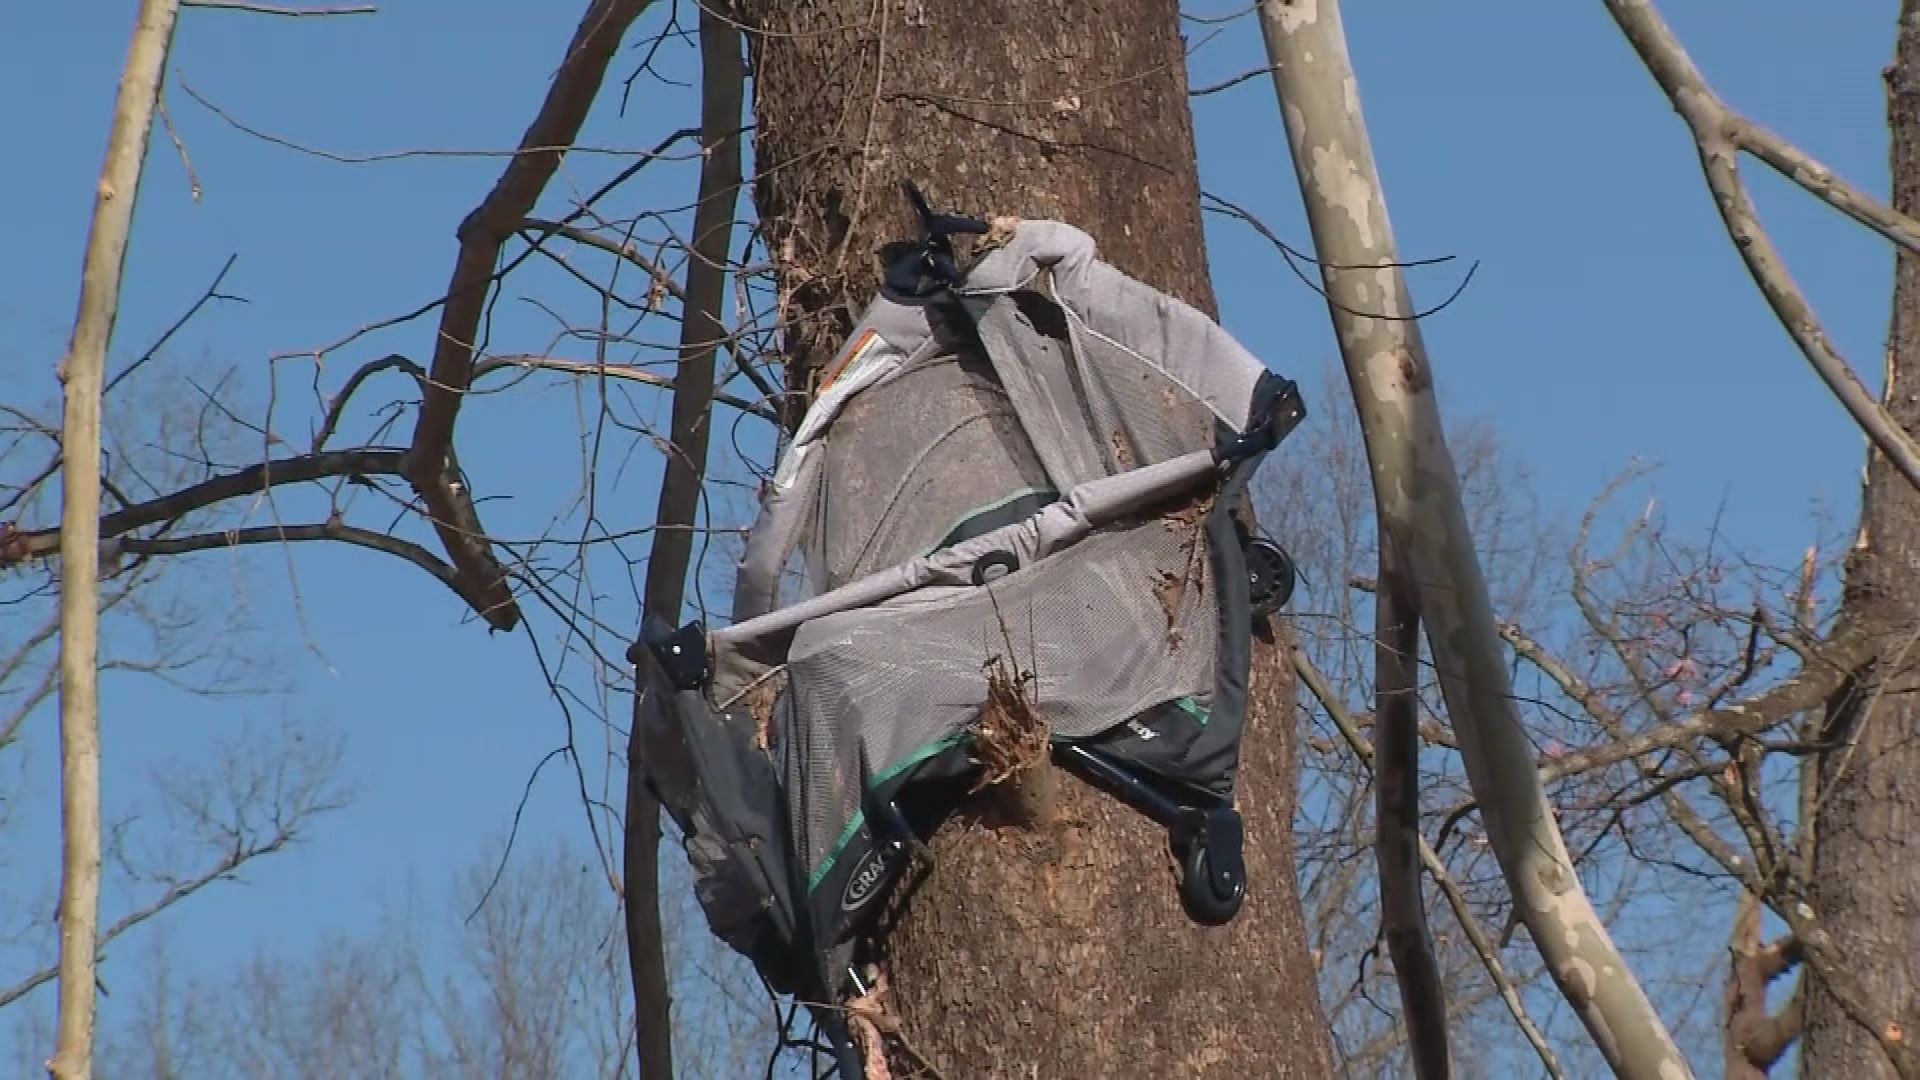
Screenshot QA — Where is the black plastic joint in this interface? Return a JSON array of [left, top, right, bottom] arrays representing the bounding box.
[[1200, 806, 1245, 885], [644, 620, 710, 691], [1216, 376, 1308, 466], [883, 180, 990, 298]]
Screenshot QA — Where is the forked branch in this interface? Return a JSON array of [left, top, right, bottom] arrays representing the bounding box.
[[1606, 0, 1920, 495], [404, 0, 657, 633]]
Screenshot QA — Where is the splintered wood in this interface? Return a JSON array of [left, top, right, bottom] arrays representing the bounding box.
[[969, 655, 1046, 793]]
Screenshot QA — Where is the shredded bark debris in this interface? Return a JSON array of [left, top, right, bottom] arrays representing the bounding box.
[[744, 669, 789, 752], [969, 655, 1047, 792], [1151, 494, 1212, 644]]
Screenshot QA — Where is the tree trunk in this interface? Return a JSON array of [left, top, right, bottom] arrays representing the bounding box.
[[741, 2, 1337, 1075], [1803, 3, 1920, 1074]]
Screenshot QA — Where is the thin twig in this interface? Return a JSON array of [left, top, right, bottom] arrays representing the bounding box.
[[0, 826, 302, 1011], [3, 448, 409, 563], [111, 522, 475, 609], [472, 354, 776, 422], [1292, 648, 1565, 1080], [155, 94, 200, 200], [183, 0, 375, 13], [625, 9, 744, 1073]]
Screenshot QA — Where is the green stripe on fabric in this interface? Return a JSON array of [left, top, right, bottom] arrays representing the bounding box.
[[919, 486, 1054, 558], [1174, 695, 1210, 727], [806, 732, 968, 893]]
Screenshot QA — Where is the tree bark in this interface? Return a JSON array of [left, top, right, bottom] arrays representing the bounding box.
[[741, 1, 1337, 1074], [1256, 3, 1688, 1076], [1802, 3, 1920, 1074], [51, 3, 182, 1078]]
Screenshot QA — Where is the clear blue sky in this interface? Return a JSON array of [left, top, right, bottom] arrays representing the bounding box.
[[0, 0, 1898, 1073]]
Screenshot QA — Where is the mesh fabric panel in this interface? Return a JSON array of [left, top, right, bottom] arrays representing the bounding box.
[[1066, 312, 1220, 471], [777, 514, 1216, 882], [818, 351, 1051, 583]]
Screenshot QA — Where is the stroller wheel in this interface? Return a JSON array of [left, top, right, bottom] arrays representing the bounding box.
[[1179, 837, 1246, 926], [1245, 538, 1297, 617]]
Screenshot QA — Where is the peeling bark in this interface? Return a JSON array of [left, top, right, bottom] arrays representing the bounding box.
[[742, 1, 1336, 1074], [1256, 2, 1689, 1076]]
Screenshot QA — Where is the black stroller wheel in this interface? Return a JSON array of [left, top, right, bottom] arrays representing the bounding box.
[[1179, 838, 1246, 926], [1245, 538, 1298, 617]]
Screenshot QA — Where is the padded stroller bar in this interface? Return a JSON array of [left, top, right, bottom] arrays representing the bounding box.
[[711, 446, 1223, 690]]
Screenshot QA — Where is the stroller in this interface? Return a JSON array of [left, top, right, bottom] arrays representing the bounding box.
[[629, 186, 1302, 1073]]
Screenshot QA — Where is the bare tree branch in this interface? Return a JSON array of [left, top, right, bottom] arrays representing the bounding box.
[[1258, 3, 1688, 1074], [47, 3, 182, 1075], [404, 0, 657, 632], [1537, 617, 1876, 783], [1292, 648, 1566, 1080], [626, 8, 743, 1074], [181, 0, 374, 15], [114, 523, 469, 604], [1371, 551, 1451, 1078], [0, 816, 304, 1012], [519, 218, 686, 306], [473, 355, 775, 421], [1606, 0, 1920, 496], [3, 449, 409, 564]]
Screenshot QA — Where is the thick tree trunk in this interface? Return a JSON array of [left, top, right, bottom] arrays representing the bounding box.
[[741, 2, 1337, 1075], [1803, 4, 1920, 1074]]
